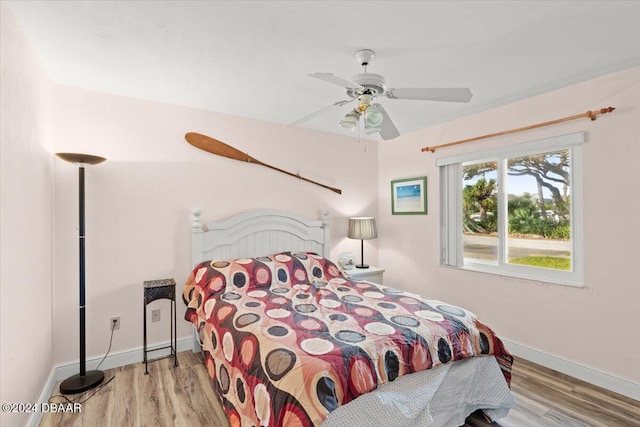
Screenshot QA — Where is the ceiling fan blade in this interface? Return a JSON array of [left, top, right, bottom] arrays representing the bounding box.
[[309, 73, 363, 90], [373, 103, 400, 140], [285, 99, 355, 127], [386, 87, 473, 103]]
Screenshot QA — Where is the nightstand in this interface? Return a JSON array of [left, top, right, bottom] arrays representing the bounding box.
[[342, 265, 385, 284]]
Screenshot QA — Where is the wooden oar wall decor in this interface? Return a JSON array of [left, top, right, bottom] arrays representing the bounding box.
[[185, 132, 342, 194]]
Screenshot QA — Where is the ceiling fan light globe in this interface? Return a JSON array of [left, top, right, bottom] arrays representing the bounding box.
[[341, 120, 357, 129], [340, 110, 361, 128], [364, 123, 381, 134], [364, 107, 384, 127]]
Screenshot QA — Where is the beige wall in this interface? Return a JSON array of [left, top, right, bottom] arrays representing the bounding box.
[[51, 85, 379, 364], [0, 4, 54, 427], [378, 66, 640, 382]]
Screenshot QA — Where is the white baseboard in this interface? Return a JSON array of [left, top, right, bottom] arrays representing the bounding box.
[[26, 368, 57, 427], [503, 338, 640, 401], [54, 336, 193, 381], [27, 336, 193, 427]]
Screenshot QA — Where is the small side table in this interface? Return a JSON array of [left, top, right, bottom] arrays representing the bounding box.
[[143, 278, 178, 374], [342, 265, 385, 284]]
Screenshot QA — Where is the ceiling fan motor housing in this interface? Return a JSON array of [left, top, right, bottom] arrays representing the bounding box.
[[347, 72, 387, 98]]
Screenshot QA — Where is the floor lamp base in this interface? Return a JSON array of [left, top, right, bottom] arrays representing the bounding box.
[[60, 370, 105, 394]]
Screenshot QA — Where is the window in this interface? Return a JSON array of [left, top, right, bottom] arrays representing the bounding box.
[[439, 132, 583, 286]]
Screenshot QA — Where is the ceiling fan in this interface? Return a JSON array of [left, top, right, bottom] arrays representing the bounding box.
[[287, 49, 473, 140]]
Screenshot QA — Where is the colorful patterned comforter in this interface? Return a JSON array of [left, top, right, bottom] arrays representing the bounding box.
[[183, 252, 512, 427]]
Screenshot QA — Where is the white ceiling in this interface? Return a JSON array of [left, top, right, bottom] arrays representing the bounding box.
[[7, 1, 640, 140]]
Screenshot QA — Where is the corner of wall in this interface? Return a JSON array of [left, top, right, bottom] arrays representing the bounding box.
[[0, 3, 55, 427]]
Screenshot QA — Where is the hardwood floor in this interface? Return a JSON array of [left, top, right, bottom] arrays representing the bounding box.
[[40, 352, 639, 427], [464, 358, 639, 427], [40, 352, 227, 427]]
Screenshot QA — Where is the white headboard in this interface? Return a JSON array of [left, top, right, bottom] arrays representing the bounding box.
[[191, 209, 330, 266]]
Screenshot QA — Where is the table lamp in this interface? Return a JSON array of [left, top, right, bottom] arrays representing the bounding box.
[[348, 217, 377, 269]]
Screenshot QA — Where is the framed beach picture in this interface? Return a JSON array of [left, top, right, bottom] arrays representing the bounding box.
[[391, 176, 427, 215]]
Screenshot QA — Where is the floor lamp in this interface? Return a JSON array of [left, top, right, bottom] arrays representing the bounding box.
[[348, 217, 377, 269], [56, 153, 106, 394]]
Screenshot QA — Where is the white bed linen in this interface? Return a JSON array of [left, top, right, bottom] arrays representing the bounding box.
[[322, 356, 516, 427]]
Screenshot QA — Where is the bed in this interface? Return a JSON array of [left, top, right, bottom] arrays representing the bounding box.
[[183, 209, 516, 427]]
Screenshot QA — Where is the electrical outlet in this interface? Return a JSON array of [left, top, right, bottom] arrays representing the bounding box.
[[152, 309, 160, 322], [110, 316, 120, 330]]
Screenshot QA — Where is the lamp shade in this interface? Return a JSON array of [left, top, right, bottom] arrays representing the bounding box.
[[56, 152, 106, 165], [348, 217, 377, 240]]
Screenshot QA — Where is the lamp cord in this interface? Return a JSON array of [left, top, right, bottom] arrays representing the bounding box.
[[47, 320, 117, 405], [48, 375, 115, 405], [95, 320, 116, 371]]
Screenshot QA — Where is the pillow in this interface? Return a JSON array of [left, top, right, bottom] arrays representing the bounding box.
[[284, 251, 344, 283], [184, 252, 345, 319], [188, 252, 343, 295]]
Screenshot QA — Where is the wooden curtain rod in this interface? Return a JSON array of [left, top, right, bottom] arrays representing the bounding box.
[[421, 107, 615, 153]]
